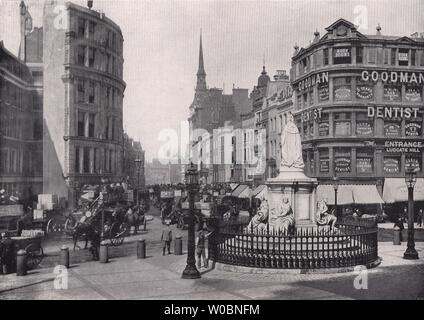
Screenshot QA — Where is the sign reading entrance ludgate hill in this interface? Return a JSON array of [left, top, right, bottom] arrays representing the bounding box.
[[385, 140, 423, 153]]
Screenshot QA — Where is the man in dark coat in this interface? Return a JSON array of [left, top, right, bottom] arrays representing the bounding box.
[[161, 221, 172, 255]]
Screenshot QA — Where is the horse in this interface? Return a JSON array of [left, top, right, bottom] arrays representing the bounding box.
[[124, 206, 146, 234]]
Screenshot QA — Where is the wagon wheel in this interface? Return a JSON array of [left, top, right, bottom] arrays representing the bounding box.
[[109, 222, 127, 246], [64, 218, 76, 235], [46, 218, 63, 234], [25, 243, 44, 270]]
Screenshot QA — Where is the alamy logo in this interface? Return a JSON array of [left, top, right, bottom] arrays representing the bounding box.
[[53, 265, 68, 290]]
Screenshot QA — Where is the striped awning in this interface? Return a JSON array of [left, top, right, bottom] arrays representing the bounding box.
[[316, 184, 383, 205], [232, 184, 252, 198], [252, 185, 267, 199], [383, 178, 424, 203]]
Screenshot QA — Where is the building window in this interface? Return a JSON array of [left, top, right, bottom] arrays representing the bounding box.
[[356, 77, 374, 100], [356, 112, 374, 136], [410, 50, 416, 66], [77, 80, 85, 103], [319, 149, 329, 173], [75, 147, 80, 173], [88, 48, 95, 68], [356, 46, 363, 63], [333, 47, 351, 64], [323, 48, 329, 65], [356, 149, 374, 174], [334, 148, 351, 173], [77, 112, 85, 137], [112, 89, 115, 108], [77, 45, 85, 66], [383, 48, 390, 65], [88, 114, 95, 138], [88, 21, 96, 38], [318, 82, 329, 102], [391, 48, 397, 65], [333, 77, 352, 101], [33, 95, 41, 111], [383, 156, 401, 174], [367, 47, 376, 64], [88, 81, 95, 104], [77, 18, 86, 38], [398, 49, 409, 66], [318, 113, 329, 136], [383, 84, 401, 102], [309, 89, 314, 105], [33, 118, 43, 140], [83, 147, 90, 173], [334, 112, 351, 136], [106, 86, 111, 108], [105, 116, 110, 140], [384, 119, 402, 137], [420, 50, 424, 66]]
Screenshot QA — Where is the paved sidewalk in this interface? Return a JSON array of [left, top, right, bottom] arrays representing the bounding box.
[[0, 238, 423, 300]]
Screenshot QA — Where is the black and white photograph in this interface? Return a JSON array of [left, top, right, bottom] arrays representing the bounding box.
[[0, 0, 423, 305]]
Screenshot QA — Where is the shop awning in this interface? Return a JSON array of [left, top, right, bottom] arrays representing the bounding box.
[[383, 178, 424, 203], [230, 183, 239, 191], [232, 184, 252, 198], [317, 184, 384, 205], [252, 185, 267, 199], [352, 185, 384, 204]]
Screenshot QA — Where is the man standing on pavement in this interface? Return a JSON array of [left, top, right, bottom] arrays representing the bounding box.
[[196, 226, 211, 269], [418, 208, 423, 227], [161, 221, 172, 255]]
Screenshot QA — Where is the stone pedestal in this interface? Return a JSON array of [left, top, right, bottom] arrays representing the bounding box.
[[267, 166, 318, 226]]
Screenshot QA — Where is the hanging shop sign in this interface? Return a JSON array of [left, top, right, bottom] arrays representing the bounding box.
[[356, 85, 373, 99], [334, 157, 351, 173], [297, 72, 329, 91], [384, 123, 401, 137], [277, 85, 293, 101], [318, 85, 329, 101], [300, 107, 323, 122], [405, 122, 422, 137], [356, 122, 373, 135], [405, 88, 422, 102], [319, 159, 329, 172], [383, 158, 400, 173], [384, 140, 423, 153], [367, 106, 420, 119], [334, 86, 351, 101], [357, 158, 373, 173], [361, 70, 424, 85]]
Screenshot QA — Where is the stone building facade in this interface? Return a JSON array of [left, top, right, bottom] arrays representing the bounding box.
[[42, 1, 126, 206]]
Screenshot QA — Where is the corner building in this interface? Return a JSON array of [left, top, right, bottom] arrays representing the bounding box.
[[291, 19, 424, 208], [43, 1, 125, 206]]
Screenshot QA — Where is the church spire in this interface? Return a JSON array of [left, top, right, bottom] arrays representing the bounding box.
[[196, 30, 207, 91]]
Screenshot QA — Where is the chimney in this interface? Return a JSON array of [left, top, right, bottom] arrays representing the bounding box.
[[376, 23, 382, 35], [87, 0, 93, 9]]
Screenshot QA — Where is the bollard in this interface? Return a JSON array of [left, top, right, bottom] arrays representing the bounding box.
[[60, 246, 70, 268], [16, 249, 27, 276], [393, 228, 401, 245], [99, 241, 109, 263], [143, 220, 147, 231], [174, 236, 183, 255], [137, 239, 146, 259]]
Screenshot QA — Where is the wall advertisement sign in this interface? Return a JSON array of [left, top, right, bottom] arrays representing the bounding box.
[[385, 140, 423, 153], [318, 85, 329, 101], [405, 88, 422, 102], [357, 158, 373, 173], [398, 52, 409, 61], [405, 122, 422, 136], [319, 159, 329, 172], [297, 72, 329, 91], [384, 158, 400, 173], [383, 87, 401, 101], [356, 122, 373, 135], [335, 48, 350, 57], [406, 157, 421, 172], [334, 157, 351, 173], [300, 107, 323, 122], [318, 122, 330, 136], [384, 123, 401, 137], [356, 85, 373, 99], [361, 70, 424, 85], [367, 106, 420, 119], [334, 86, 351, 101]]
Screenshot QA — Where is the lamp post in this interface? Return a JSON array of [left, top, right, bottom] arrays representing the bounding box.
[[135, 158, 142, 205], [332, 176, 339, 217], [403, 166, 419, 260], [182, 162, 201, 279]]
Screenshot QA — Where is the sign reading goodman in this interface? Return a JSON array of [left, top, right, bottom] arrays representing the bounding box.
[[362, 70, 424, 85]]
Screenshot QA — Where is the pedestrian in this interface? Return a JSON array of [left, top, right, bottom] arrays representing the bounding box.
[[402, 207, 408, 223], [161, 221, 172, 255], [394, 215, 405, 242], [418, 208, 423, 227], [196, 226, 211, 269]]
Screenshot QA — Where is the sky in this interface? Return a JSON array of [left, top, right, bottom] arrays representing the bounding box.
[[1, 0, 423, 161]]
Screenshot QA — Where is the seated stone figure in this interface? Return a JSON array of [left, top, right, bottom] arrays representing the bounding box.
[[316, 198, 337, 230], [246, 196, 268, 233], [269, 197, 295, 234]]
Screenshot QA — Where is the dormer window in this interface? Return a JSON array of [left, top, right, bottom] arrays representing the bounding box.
[[398, 49, 409, 66]]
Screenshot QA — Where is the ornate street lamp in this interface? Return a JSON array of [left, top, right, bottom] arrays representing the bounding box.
[[182, 162, 201, 279], [333, 176, 339, 217], [403, 166, 419, 260], [135, 158, 142, 205]]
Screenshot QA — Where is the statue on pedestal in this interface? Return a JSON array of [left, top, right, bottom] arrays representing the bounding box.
[[280, 113, 304, 171], [246, 195, 268, 233], [269, 197, 295, 234], [316, 198, 337, 230]]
